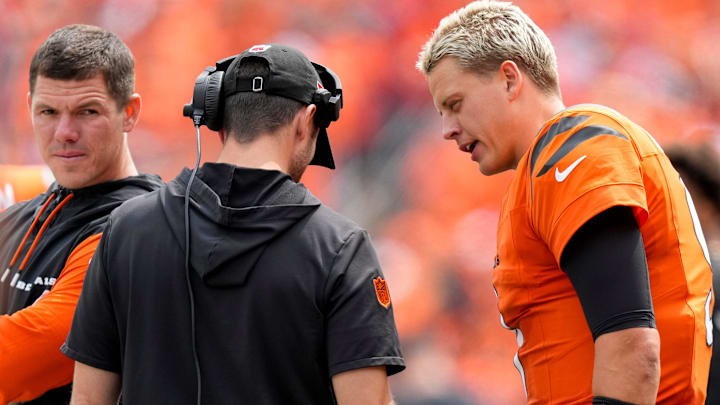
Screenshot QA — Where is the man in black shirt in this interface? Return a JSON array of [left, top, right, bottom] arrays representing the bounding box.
[[62, 44, 405, 404], [0, 24, 162, 404]]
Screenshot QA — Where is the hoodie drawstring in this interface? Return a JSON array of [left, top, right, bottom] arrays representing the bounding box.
[[19, 193, 74, 270], [7, 192, 75, 272], [7, 193, 55, 269]]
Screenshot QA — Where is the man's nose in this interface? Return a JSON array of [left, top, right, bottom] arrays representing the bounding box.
[[54, 113, 79, 143], [441, 116, 460, 140]]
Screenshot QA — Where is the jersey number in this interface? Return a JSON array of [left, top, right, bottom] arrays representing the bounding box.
[[494, 287, 528, 398], [681, 177, 713, 346]]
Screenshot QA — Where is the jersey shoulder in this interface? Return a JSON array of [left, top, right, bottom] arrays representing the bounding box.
[[524, 105, 650, 259], [528, 104, 636, 180]]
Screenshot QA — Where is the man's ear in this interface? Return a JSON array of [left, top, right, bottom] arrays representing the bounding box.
[[27, 92, 32, 112], [122, 94, 142, 132], [297, 104, 317, 141], [499, 60, 523, 102]]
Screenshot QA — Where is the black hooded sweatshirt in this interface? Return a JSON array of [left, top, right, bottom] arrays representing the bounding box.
[[63, 163, 405, 404], [0, 173, 163, 404]]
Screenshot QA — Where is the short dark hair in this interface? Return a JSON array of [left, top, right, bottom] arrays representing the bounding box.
[[223, 58, 304, 143], [29, 24, 135, 109]]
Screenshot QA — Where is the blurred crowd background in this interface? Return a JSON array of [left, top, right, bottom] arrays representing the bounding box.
[[2, 1, 720, 403]]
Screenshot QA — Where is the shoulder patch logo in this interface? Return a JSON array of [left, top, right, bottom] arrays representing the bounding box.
[[373, 276, 391, 309]]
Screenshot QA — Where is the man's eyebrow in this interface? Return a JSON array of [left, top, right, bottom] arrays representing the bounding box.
[[32, 102, 54, 110], [76, 101, 104, 109], [439, 92, 459, 108]]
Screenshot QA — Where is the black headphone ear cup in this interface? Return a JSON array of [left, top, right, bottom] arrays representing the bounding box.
[[312, 89, 331, 129], [184, 68, 211, 121], [204, 71, 225, 131]]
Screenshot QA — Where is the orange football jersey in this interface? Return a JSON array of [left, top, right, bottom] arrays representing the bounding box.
[[493, 104, 713, 404], [0, 165, 53, 210]]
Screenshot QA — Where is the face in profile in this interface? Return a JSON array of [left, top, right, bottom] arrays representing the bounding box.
[[427, 57, 518, 175], [29, 74, 137, 189]]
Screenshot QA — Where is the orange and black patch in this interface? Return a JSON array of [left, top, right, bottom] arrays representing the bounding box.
[[373, 276, 391, 309]]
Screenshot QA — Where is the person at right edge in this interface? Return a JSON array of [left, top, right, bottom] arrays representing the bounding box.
[[61, 44, 405, 404], [417, 1, 713, 404], [665, 143, 720, 405]]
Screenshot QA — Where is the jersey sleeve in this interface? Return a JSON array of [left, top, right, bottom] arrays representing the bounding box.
[[61, 219, 120, 373], [530, 113, 649, 262], [324, 230, 405, 377], [0, 233, 101, 403]]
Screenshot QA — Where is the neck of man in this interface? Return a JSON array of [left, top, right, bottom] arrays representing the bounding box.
[[116, 137, 139, 179], [512, 89, 566, 168], [216, 129, 291, 175]]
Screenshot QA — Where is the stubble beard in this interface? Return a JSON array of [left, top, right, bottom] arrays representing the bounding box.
[[288, 139, 315, 183]]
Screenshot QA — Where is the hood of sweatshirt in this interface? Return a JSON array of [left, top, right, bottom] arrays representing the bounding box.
[[0, 172, 164, 315], [51, 173, 165, 230], [161, 163, 321, 287]]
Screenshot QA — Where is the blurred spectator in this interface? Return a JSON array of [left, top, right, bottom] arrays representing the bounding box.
[[0, 165, 53, 210], [665, 142, 720, 405]]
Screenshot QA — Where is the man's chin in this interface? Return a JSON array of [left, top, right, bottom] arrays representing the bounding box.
[[478, 162, 507, 176], [52, 173, 91, 190]]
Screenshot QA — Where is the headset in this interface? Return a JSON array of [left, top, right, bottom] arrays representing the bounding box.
[[180, 54, 342, 404], [182, 54, 343, 133]]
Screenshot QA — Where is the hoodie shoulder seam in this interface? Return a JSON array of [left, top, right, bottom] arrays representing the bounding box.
[[329, 229, 364, 272], [321, 228, 364, 309]]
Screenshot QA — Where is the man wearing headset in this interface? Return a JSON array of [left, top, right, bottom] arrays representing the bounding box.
[[0, 25, 162, 403], [63, 44, 405, 404]]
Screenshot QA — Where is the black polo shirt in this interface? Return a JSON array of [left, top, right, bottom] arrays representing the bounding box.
[[62, 164, 404, 404]]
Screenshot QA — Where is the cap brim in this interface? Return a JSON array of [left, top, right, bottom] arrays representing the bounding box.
[[309, 129, 335, 169]]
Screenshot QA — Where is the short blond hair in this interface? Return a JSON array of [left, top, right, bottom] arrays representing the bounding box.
[[417, 1, 560, 95]]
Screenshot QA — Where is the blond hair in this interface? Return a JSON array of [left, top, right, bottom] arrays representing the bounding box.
[[417, 1, 559, 95]]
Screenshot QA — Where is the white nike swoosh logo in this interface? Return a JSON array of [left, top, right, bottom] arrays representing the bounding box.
[[555, 155, 587, 182]]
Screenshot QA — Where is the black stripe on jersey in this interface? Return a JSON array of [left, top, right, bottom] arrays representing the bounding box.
[[536, 125, 629, 177], [530, 115, 590, 175]]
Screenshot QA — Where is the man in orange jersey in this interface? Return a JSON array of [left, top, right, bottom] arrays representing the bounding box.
[[417, 1, 713, 404], [0, 25, 162, 404], [0, 165, 54, 210]]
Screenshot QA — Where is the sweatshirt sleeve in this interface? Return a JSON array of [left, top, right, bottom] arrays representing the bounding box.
[[0, 233, 101, 403]]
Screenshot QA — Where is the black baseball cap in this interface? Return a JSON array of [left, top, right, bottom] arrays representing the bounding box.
[[222, 44, 339, 169]]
